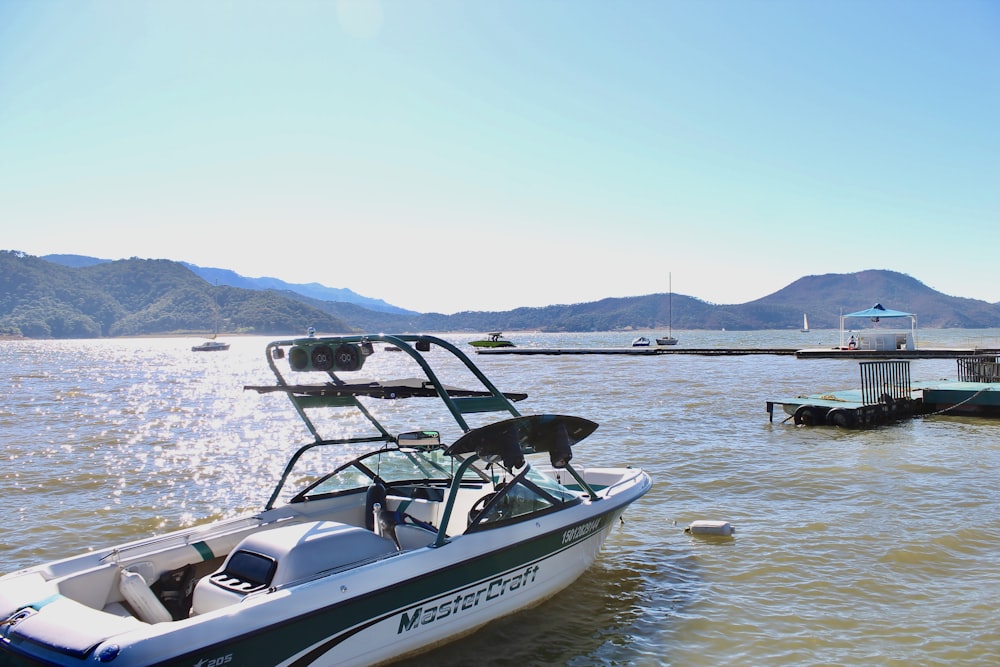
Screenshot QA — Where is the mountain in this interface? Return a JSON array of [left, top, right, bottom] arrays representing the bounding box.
[[41, 254, 413, 315], [742, 271, 1000, 329], [340, 270, 1000, 332], [1, 252, 353, 338], [40, 254, 108, 268], [3, 251, 1000, 338]]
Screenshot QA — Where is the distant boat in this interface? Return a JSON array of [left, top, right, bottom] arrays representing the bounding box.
[[469, 332, 515, 348], [192, 287, 229, 352], [191, 340, 230, 352], [631, 336, 652, 347], [801, 313, 810, 333], [656, 273, 679, 346]]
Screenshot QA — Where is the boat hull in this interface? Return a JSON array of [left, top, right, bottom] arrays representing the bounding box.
[[0, 472, 649, 667]]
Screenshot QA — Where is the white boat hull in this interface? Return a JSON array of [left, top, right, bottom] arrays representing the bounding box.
[[1, 470, 648, 667]]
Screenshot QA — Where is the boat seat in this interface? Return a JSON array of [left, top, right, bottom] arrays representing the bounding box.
[[375, 507, 438, 550], [191, 521, 396, 615], [386, 522, 438, 550], [0, 572, 58, 619], [4, 595, 145, 659]]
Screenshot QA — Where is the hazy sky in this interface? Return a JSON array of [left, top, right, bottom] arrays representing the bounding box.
[[2, 1, 997, 313]]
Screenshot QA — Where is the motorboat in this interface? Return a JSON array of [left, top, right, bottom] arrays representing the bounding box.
[[631, 336, 651, 347], [468, 332, 515, 348], [191, 340, 230, 352], [0, 334, 651, 667]]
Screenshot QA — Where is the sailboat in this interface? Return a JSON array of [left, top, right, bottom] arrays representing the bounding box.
[[801, 313, 810, 333], [656, 273, 679, 345], [192, 288, 230, 352]]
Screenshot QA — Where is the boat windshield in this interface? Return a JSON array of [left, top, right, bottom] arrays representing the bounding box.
[[470, 461, 582, 530], [290, 446, 485, 501], [522, 465, 579, 503]]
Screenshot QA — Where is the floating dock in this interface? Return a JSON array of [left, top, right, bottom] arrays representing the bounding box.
[[767, 356, 1000, 428]]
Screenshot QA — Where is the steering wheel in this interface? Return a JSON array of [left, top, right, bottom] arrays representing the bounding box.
[[468, 492, 497, 526]]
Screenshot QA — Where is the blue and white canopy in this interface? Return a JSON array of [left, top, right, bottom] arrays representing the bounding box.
[[844, 303, 912, 319], [839, 303, 917, 348]]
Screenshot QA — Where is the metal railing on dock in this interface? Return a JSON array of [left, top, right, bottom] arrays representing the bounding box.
[[956, 355, 1000, 382], [860, 360, 911, 406]]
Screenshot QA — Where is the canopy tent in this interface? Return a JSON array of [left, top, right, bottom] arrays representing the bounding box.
[[839, 303, 917, 349], [844, 303, 913, 319]]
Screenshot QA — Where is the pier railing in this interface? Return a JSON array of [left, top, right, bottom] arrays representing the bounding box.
[[956, 355, 1000, 382], [860, 360, 911, 405]]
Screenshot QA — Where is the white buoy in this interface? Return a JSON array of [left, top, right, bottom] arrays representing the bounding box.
[[685, 520, 735, 537]]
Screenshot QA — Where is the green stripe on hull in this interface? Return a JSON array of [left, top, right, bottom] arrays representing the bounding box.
[[191, 541, 215, 561]]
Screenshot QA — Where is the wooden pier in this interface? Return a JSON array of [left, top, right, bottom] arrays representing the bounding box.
[[795, 347, 1000, 359], [476, 346, 1000, 358], [474, 347, 797, 356]]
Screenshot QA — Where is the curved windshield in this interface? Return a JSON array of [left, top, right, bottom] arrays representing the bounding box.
[[470, 464, 581, 530], [291, 446, 485, 501], [522, 466, 580, 503]]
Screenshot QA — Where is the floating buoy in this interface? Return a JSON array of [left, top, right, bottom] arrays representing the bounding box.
[[685, 520, 735, 537]]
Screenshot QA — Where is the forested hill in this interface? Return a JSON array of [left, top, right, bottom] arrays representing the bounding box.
[[0, 252, 354, 338], [2, 251, 999, 339]]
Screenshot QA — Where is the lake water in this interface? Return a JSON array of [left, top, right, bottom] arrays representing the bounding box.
[[2, 329, 999, 666]]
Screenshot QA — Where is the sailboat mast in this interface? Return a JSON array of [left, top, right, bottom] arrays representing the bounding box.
[[668, 273, 672, 336]]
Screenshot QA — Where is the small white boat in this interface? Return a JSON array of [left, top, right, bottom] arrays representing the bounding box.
[[0, 334, 651, 667], [631, 335, 651, 347], [801, 313, 810, 333]]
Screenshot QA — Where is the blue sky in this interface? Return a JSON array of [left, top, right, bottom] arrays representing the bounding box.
[[2, 1, 997, 314]]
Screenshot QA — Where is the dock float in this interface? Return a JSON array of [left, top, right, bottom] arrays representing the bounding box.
[[767, 356, 1000, 429]]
